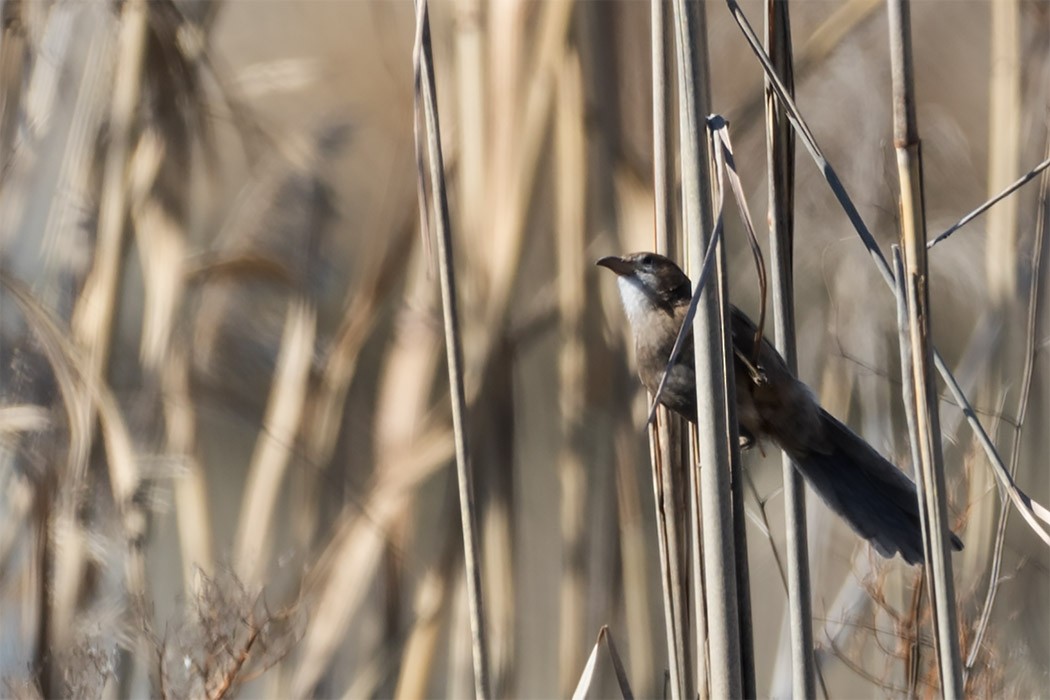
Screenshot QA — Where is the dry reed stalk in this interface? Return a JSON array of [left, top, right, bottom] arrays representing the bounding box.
[[454, 0, 485, 245], [555, 47, 589, 696], [892, 250, 962, 691], [393, 530, 459, 700], [71, 0, 147, 378], [414, 1, 490, 695], [818, 354, 857, 423], [938, 313, 1002, 442], [35, 8, 112, 282], [479, 0, 572, 335], [808, 349, 856, 587], [763, 1, 816, 696], [711, 123, 759, 700], [127, 130, 175, 367], [292, 246, 445, 695], [475, 366, 516, 697], [0, 405, 49, 435], [613, 423, 655, 694], [485, 0, 525, 274], [441, 7, 571, 680], [0, 469, 34, 580], [962, 0, 1023, 576], [232, 299, 316, 590], [601, 166, 664, 699], [652, 0, 676, 260], [371, 257, 441, 461], [1, 274, 151, 687], [967, 131, 1050, 672], [886, 3, 962, 691], [0, 3, 74, 248], [442, 3, 571, 690], [649, 4, 695, 696], [297, 217, 416, 550], [726, 0, 1050, 546], [672, 1, 746, 697], [0, 0, 25, 168], [1, 278, 91, 682], [446, 574, 474, 700], [571, 4, 625, 667], [162, 347, 214, 596], [642, 123, 732, 699], [126, 126, 216, 597], [643, 415, 691, 700], [986, 0, 1022, 301], [340, 655, 388, 700], [292, 421, 454, 696], [42, 3, 150, 680]]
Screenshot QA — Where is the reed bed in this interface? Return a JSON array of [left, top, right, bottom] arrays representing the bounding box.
[[0, 0, 1046, 697]]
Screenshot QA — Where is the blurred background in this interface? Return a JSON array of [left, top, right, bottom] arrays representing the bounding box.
[[0, 0, 1047, 697]]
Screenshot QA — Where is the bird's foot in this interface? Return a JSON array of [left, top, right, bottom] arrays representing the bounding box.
[[732, 347, 768, 387], [738, 429, 767, 457]]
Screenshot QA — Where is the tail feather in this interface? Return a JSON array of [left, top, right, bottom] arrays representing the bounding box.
[[790, 409, 963, 565]]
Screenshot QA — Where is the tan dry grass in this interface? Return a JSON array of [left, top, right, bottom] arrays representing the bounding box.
[[0, 1, 1046, 697]]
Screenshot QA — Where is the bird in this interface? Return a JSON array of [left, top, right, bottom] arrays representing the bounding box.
[[597, 251, 963, 565]]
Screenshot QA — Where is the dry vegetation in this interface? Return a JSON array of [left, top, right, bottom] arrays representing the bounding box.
[[0, 0, 1047, 697]]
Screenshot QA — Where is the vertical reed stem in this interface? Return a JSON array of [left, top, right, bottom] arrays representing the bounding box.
[[555, 48, 588, 697], [671, 1, 746, 696], [986, 0, 1021, 300], [885, 1, 963, 694], [652, 0, 676, 260], [763, 1, 816, 696], [414, 2, 491, 697], [650, 2, 693, 698]]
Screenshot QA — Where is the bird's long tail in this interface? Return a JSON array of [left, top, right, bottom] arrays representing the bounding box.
[[789, 409, 964, 565]]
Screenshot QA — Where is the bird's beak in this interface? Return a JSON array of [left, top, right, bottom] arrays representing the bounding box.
[[595, 255, 635, 276]]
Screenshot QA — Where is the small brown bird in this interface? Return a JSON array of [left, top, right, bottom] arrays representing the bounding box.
[[598, 251, 963, 565]]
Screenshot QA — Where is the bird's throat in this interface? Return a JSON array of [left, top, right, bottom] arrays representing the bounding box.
[[616, 276, 664, 329]]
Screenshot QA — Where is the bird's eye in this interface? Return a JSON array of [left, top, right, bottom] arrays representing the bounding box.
[[640, 254, 654, 266]]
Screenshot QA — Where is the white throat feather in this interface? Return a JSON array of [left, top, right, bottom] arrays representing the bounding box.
[[616, 276, 660, 330]]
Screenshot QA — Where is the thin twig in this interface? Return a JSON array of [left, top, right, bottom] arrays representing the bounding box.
[[742, 471, 788, 595], [928, 156, 1050, 249]]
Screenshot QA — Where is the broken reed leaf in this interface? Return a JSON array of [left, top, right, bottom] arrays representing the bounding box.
[[709, 119, 768, 365], [570, 627, 635, 700]]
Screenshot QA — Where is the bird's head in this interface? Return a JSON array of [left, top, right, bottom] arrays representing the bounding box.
[[596, 252, 691, 326]]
